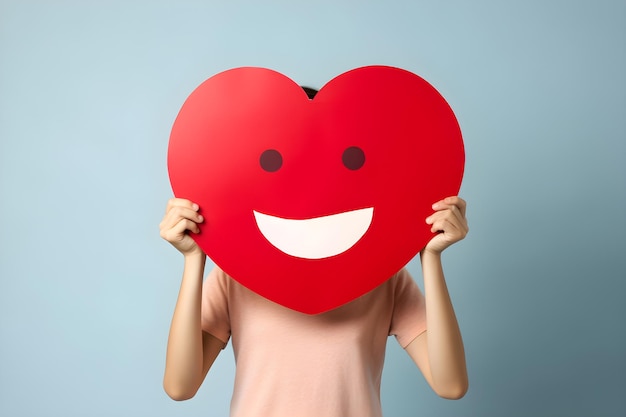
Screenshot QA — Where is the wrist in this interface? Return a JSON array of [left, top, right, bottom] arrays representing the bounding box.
[[420, 249, 444, 277], [420, 247, 443, 261], [184, 250, 206, 264]]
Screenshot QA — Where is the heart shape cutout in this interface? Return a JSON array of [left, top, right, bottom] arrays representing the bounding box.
[[168, 66, 464, 314]]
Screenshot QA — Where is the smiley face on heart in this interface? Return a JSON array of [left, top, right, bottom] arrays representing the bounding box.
[[168, 66, 464, 314]]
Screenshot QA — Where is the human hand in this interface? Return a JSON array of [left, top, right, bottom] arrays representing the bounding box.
[[159, 198, 205, 257], [422, 196, 468, 255]]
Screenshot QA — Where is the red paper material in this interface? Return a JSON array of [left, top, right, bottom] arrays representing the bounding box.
[[168, 66, 464, 314]]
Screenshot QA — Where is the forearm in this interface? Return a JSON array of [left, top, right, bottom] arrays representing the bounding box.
[[420, 250, 468, 397], [163, 253, 206, 400]]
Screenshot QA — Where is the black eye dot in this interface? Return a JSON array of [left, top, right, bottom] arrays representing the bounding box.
[[260, 149, 283, 172], [342, 146, 365, 170]]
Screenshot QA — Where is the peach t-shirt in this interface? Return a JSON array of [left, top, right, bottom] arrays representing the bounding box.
[[201, 266, 427, 417]]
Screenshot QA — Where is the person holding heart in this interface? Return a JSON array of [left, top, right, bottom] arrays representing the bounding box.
[[161, 68, 469, 417], [159, 196, 468, 415]]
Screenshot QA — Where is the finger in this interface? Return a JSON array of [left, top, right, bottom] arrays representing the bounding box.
[[160, 206, 204, 231], [166, 198, 199, 214], [430, 216, 459, 235], [173, 218, 201, 235], [160, 209, 202, 234], [427, 209, 467, 235], [426, 208, 461, 227], [433, 196, 466, 216], [443, 196, 466, 218], [161, 218, 200, 242], [449, 203, 466, 227], [431, 198, 466, 225], [430, 217, 466, 242]]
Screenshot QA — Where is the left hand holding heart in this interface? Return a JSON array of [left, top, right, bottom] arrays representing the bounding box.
[[423, 196, 468, 255]]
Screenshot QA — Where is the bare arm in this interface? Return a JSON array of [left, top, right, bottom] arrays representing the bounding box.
[[406, 196, 469, 399], [160, 198, 224, 400]]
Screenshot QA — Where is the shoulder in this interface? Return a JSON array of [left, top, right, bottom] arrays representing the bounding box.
[[206, 264, 232, 286], [390, 267, 416, 289], [202, 265, 234, 303], [394, 267, 412, 280], [390, 267, 424, 304]]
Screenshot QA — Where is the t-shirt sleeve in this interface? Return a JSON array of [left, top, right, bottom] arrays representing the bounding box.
[[200, 266, 232, 346], [389, 268, 427, 348]]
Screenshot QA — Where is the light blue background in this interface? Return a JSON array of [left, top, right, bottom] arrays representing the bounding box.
[[1, 1, 625, 416]]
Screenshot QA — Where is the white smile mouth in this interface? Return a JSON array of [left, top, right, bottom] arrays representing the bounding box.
[[253, 207, 374, 259]]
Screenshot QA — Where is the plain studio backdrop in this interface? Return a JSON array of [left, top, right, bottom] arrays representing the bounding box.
[[1, 1, 624, 416]]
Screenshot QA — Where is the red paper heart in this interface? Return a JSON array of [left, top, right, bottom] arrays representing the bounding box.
[[168, 66, 464, 314]]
